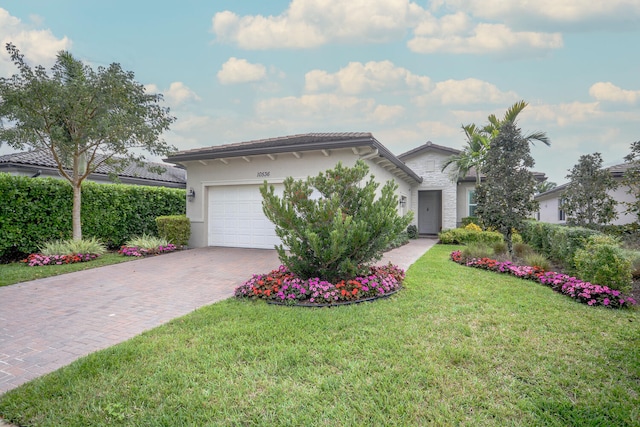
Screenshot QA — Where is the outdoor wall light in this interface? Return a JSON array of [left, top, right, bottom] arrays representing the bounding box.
[[187, 187, 196, 202]]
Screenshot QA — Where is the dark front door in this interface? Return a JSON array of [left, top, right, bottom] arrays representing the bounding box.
[[418, 190, 442, 235]]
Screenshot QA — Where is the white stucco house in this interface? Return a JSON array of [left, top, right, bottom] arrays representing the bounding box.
[[536, 163, 637, 226], [165, 132, 546, 249]]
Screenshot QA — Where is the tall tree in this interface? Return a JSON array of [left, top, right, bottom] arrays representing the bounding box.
[[622, 141, 640, 222], [560, 153, 618, 228], [0, 44, 176, 240], [475, 121, 539, 256]]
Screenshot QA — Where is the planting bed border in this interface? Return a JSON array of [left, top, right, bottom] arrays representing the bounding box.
[[266, 287, 402, 308]]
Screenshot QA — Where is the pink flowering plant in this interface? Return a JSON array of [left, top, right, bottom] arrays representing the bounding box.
[[118, 234, 178, 257], [118, 244, 177, 257], [235, 263, 405, 306], [23, 253, 100, 267], [450, 250, 636, 309]]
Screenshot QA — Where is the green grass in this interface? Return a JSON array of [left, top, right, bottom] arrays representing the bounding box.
[[1, 245, 638, 426], [0, 253, 135, 287]]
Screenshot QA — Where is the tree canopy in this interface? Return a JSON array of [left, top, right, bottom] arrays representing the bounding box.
[[475, 121, 540, 255], [561, 153, 618, 228], [0, 43, 176, 240]]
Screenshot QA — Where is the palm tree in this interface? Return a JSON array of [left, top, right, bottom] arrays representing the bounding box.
[[484, 100, 551, 147], [441, 123, 490, 185], [442, 100, 551, 185]]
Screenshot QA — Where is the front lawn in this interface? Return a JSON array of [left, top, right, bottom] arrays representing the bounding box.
[[0, 253, 135, 287], [0, 245, 638, 426]]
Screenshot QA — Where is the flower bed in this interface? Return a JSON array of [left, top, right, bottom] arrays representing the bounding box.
[[450, 250, 637, 309], [118, 244, 177, 257], [23, 253, 100, 267], [234, 263, 405, 306]]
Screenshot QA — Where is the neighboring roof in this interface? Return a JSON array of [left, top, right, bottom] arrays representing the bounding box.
[[535, 162, 633, 199], [0, 149, 186, 187], [166, 132, 423, 184], [397, 141, 461, 159]]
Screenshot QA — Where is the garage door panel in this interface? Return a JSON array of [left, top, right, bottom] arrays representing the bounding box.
[[208, 185, 282, 249]]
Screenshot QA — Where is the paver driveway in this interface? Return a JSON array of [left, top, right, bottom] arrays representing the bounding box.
[[0, 239, 435, 395]]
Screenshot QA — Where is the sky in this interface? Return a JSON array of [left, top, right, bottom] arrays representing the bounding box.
[[0, 0, 639, 184]]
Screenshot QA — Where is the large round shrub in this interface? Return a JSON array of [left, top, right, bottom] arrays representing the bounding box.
[[260, 160, 412, 283], [574, 237, 632, 292]]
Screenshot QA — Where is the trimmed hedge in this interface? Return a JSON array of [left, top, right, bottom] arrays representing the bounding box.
[[0, 173, 185, 262], [438, 228, 504, 245], [519, 220, 601, 271], [156, 215, 191, 246]]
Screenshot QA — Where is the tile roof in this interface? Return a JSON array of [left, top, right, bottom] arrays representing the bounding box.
[[0, 149, 186, 184], [167, 132, 374, 160]]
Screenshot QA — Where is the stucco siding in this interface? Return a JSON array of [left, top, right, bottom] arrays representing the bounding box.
[[180, 148, 413, 248]]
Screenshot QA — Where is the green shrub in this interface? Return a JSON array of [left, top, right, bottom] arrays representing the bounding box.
[[460, 216, 479, 227], [520, 220, 602, 271], [40, 237, 106, 256], [493, 241, 508, 256], [406, 225, 418, 239], [156, 215, 191, 246], [0, 173, 185, 262], [623, 249, 640, 278], [461, 243, 494, 261], [522, 253, 552, 271], [574, 238, 633, 292], [125, 234, 171, 250], [438, 228, 504, 245], [513, 242, 533, 258], [260, 160, 412, 283]]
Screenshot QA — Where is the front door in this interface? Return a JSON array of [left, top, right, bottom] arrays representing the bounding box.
[[418, 190, 442, 235]]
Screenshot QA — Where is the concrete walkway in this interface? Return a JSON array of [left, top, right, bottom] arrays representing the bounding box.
[[0, 238, 436, 396]]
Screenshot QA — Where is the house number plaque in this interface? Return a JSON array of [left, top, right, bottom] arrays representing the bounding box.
[[257, 171, 271, 177]]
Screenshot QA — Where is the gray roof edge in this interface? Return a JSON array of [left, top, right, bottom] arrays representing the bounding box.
[[165, 135, 374, 162], [166, 133, 423, 184], [398, 141, 461, 159]]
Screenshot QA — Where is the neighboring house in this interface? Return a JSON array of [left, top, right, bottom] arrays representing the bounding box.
[[0, 149, 186, 188], [166, 132, 546, 249], [536, 163, 637, 226]]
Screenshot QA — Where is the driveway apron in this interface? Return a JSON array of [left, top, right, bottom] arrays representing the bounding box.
[[0, 239, 436, 395]]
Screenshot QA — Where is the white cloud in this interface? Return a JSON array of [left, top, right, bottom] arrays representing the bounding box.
[[217, 57, 267, 84], [409, 20, 562, 55], [414, 78, 518, 106], [145, 82, 200, 106], [589, 82, 640, 105], [528, 102, 602, 126], [212, 0, 427, 49], [256, 94, 376, 120], [305, 60, 431, 95], [164, 82, 201, 105], [0, 8, 71, 76], [435, 0, 640, 29], [370, 104, 405, 123]]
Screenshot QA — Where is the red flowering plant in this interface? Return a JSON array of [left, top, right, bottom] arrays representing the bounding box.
[[450, 251, 636, 309]]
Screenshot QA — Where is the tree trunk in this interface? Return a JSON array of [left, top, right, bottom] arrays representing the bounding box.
[[505, 228, 513, 258], [72, 183, 83, 240]]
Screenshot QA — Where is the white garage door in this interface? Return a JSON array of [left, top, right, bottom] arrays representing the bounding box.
[[208, 185, 282, 249]]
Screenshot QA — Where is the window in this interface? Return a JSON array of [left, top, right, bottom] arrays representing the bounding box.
[[558, 198, 566, 221], [468, 190, 477, 216]]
